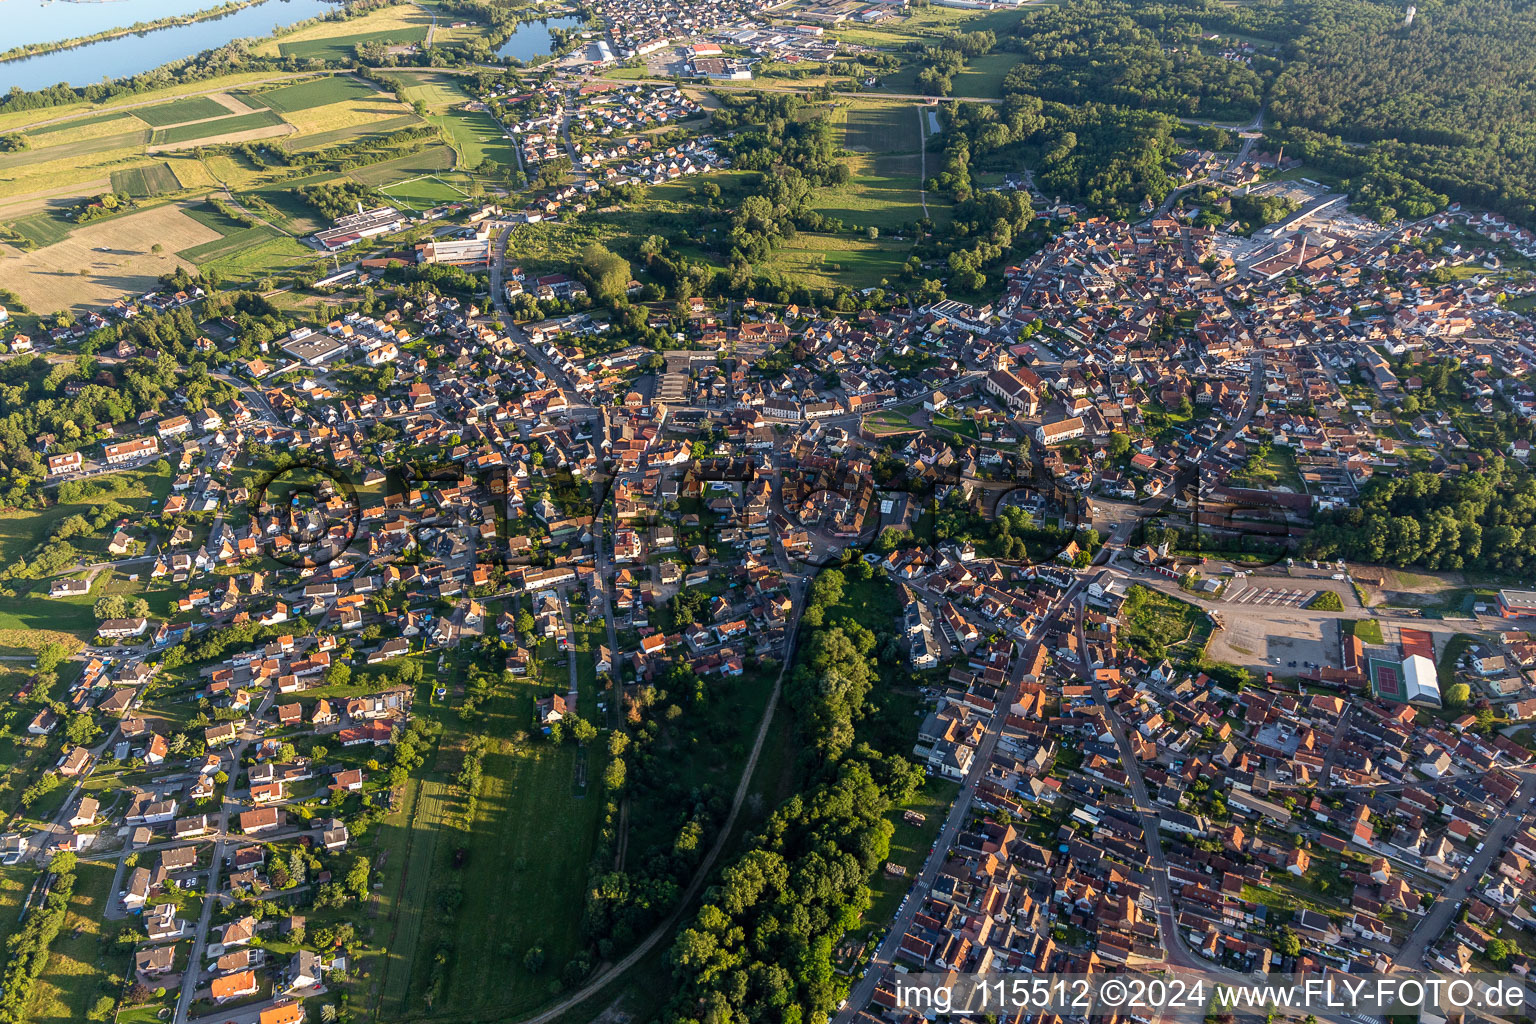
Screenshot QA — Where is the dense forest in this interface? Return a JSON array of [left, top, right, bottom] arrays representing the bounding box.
[[988, 0, 1536, 225], [712, 93, 853, 268], [1303, 468, 1536, 573], [938, 93, 1180, 219], [1261, 0, 1536, 225], [1006, 0, 1271, 122]]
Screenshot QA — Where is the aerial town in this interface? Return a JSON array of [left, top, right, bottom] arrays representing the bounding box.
[[0, 0, 1534, 1022]]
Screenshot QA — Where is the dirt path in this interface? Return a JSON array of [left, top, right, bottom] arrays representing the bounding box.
[[482, 590, 808, 1024], [916, 106, 930, 219]]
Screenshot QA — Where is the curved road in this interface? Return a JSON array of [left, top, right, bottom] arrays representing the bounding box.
[[485, 585, 807, 1024]]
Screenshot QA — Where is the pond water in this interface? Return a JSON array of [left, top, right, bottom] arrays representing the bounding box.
[[494, 15, 583, 62], [0, 0, 338, 92]]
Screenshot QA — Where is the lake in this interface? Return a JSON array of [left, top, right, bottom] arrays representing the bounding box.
[[494, 15, 583, 62], [0, 0, 338, 92], [5, 0, 232, 50]]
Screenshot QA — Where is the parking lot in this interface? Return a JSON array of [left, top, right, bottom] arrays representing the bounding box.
[[1224, 584, 1317, 607]]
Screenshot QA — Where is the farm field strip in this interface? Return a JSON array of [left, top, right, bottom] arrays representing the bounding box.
[[148, 109, 287, 146], [132, 95, 232, 127]]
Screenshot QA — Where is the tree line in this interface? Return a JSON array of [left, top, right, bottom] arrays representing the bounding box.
[[1304, 467, 1536, 572], [0, 853, 77, 1024], [663, 566, 925, 1024]]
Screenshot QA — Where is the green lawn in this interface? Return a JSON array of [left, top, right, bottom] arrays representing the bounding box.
[[1437, 633, 1477, 688], [814, 102, 945, 232], [0, 467, 170, 640], [0, 466, 169, 567], [376, 173, 471, 211], [863, 409, 920, 436], [951, 52, 1024, 98], [374, 660, 606, 1020], [1346, 618, 1384, 645], [377, 71, 470, 113], [858, 777, 956, 940], [0, 867, 35, 952], [30, 861, 128, 1024], [1227, 445, 1304, 492], [761, 233, 911, 290], [1121, 584, 1211, 657]]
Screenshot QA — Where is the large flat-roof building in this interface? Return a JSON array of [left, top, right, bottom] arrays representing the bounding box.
[[1375, 652, 1443, 707], [1498, 589, 1536, 618], [416, 238, 494, 267], [312, 207, 404, 251]]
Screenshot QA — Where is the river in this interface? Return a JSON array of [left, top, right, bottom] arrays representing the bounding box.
[[494, 15, 583, 62], [0, 0, 339, 92]]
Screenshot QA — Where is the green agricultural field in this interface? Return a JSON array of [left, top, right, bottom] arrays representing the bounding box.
[[109, 162, 181, 197], [430, 107, 516, 168], [149, 110, 286, 146], [349, 144, 457, 185], [132, 95, 231, 127], [23, 111, 132, 137], [249, 74, 384, 113], [188, 228, 316, 281], [178, 223, 291, 265], [279, 25, 429, 61], [285, 112, 422, 152], [238, 173, 340, 234], [181, 198, 250, 235], [6, 211, 71, 248], [843, 102, 920, 154], [0, 128, 149, 174]]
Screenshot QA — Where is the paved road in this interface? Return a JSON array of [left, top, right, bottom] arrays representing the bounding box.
[[174, 690, 276, 1024], [1317, 702, 1356, 782], [834, 574, 1090, 1023], [1396, 778, 1536, 964], [1073, 590, 1247, 977]]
